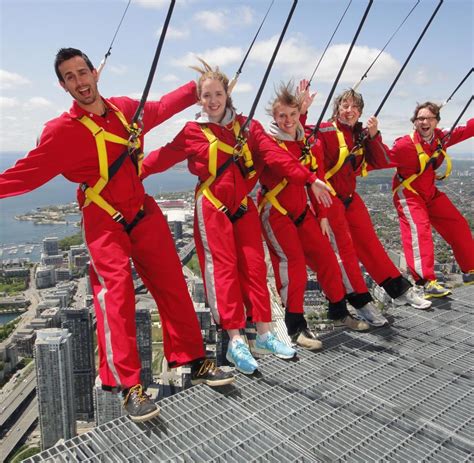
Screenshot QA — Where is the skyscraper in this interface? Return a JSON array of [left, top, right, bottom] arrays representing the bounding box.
[[93, 376, 125, 425], [35, 328, 76, 450], [42, 237, 59, 256], [60, 307, 95, 420], [135, 307, 152, 388]]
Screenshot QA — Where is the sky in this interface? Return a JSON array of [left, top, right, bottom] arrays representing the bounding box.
[[0, 0, 473, 157]]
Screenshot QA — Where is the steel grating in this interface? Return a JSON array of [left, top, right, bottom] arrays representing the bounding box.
[[25, 285, 474, 462]]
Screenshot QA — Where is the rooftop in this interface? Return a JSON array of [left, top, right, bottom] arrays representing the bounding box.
[[26, 284, 474, 462]]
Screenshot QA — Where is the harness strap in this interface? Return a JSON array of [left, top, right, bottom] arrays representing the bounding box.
[[392, 131, 451, 196], [196, 122, 251, 222], [77, 105, 145, 232], [324, 122, 367, 182], [258, 139, 335, 216]]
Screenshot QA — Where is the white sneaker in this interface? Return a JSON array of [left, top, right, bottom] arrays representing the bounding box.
[[393, 287, 432, 310], [356, 302, 389, 327]]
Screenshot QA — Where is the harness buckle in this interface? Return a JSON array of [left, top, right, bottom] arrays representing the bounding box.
[[112, 211, 127, 226]]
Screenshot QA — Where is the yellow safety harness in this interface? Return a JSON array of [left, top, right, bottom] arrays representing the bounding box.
[[258, 139, 335, 224], [77, 103, 145, 232], [324, 122, 368, 182], [196, 121, 255, 222], [392, 131, 452, 196]]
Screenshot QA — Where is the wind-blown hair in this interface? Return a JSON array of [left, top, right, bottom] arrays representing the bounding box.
[[330, 88, 364, 121], [54, 47, 94, 82], [267, 81, 302, 116], [190, 58, 234, 110], [410, 101, 441, 123]]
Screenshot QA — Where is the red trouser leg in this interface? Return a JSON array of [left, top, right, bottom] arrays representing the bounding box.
[[394, 189, 435, 281], [260, 203, 307, 313], [428, 190, 474, 273], [194, 196, 246, 330], [233, 200, 271, 323], [346, 192, 401, 285], [83, 207, 141, 389], [325, 197, 369, 293], [298, 211, 346, 303], [130, 196, 205, 368]]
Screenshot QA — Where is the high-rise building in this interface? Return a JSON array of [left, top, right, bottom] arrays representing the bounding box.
[[60, 308, 95, 420], [42, 237, 59, 256], [93, 376, 125, 425], [136, 307, 152, 388], [35, 329, 76, 450]]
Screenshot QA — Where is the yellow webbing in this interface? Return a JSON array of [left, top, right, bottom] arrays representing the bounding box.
[[324, 122, 367, 181], [196, 122, 250, 213], [392, 131, 451, 196]]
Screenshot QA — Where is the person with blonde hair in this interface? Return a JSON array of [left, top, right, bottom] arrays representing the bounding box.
[[258, 81, 371, 349], [142, 60, 331, 374]]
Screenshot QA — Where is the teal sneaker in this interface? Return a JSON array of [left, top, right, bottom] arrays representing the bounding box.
[[254, 332, 296, 359], [226, 339, 258, 375]]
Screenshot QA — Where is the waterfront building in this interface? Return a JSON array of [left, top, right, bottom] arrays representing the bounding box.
[[35, 328, 76, 450], [42, 237, 59, 256], [60, 307, 95, 421], [41, 254, 65, 267], [12, 328, 36, 357]]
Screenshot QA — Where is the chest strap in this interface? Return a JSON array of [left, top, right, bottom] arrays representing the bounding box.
[[196, 121, 253, 222], [258, 140, 335, 217], [392, 131, 451, 196], [324, 122, 367, 182], [77, 105, 144, 233]]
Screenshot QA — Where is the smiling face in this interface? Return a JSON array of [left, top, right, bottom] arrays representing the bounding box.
[[414, 107, 439, 141], [273, 102, 300, 139], [337, 97, 361, 127], [58, 56, 99, 110], [199, 78, 227, 123]]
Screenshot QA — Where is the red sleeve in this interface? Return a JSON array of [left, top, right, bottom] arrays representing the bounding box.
[[0, 122, 69, 199], [141, 125, 189, 179], [442, 118, 474, 148], [141, 81, 197, 132], [310, 140, 328, 218], [364, 131, 393, 171], [248, 119, 315, 186]]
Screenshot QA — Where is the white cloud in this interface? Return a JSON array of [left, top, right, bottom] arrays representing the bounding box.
[[413, 68, 429, 86], [173, 47, 242, 68], [134, 0, 169, 9], [193, 10, 228, 33], [231, 82, 254, 94], [238, 6, 254, 26], [0, 96, 19, 109], [25, 97, 53, 109], [108, 64, 128, 76], [163, 26, 190, 40], [0, 69, 30, 90], [161, 74, 180, 83]]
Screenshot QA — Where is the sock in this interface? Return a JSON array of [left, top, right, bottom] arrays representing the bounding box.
[[256, 331, 270, 342]]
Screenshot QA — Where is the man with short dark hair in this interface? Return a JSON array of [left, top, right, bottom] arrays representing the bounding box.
[[0, 47, 234, 422], [391, 102, 474, 296]]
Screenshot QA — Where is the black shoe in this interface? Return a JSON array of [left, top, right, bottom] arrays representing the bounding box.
[[191, 359, 235, 387], [123, 385, 160, 422]]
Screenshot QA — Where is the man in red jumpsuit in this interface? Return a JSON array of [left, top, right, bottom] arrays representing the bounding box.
[[309, 89, 432, 315], [391, 102, 474, 296], [0, 48, 233, 422]]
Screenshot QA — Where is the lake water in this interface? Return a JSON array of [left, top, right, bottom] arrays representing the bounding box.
[[0, 152, 196, 260]]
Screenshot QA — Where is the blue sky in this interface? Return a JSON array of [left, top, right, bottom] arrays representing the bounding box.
[[0, 0, 472, 155]]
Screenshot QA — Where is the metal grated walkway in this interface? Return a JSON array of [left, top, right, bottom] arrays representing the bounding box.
[[26, 285, 474, 462]]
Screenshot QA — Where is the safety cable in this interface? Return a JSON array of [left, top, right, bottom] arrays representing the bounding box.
[[307, 0, 352, 89], [442, 68, 473, 107], [352, 0, 419, 91], [228, 0, 275, 94], [97, 0, 132, 77]]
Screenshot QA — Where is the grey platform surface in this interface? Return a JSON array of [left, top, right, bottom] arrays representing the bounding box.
[[26, 285, 474, 462]]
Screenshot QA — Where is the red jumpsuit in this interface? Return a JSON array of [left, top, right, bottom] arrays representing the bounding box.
[[0, 82, 206, 389], [142, 114, 317, 330], [257, 124, 347, 321], [391, 119, 474, 282], [315, 120, 411, 302]]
